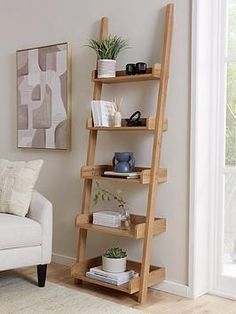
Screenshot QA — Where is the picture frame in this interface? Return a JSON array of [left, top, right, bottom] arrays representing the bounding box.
[[16, 42, 71, 150]]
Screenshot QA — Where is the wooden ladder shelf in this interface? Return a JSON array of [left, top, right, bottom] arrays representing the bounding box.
[[71, 4, 174, 304]]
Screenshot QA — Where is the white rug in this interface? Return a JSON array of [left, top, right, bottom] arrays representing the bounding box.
[[0, 272, 144, 314]]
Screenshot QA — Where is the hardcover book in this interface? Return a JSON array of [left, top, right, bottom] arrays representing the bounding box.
[[91, 100, 116, 127]]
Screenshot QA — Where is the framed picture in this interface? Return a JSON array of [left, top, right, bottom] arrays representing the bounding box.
[[16, 42, 71, 150]]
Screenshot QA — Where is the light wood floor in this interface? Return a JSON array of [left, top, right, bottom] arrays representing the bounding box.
[[11, 263, 236, 314]]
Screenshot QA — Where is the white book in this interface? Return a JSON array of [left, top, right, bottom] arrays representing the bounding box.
[[91, 101, 98, 126], [97, 101, 102, 126], [86, 271, 130, 285], [86, 272, 118, 285], [91, 100, 115, 127], [89, 266, 137, 281], [100, 101, 115, 127], [103, 171, 140, 179], [91, 102, 99, 127], [93, 220, 121, 228], [93, 217, 119, 222], [93, 210, 121, 217], [93, 211, 121, 228]]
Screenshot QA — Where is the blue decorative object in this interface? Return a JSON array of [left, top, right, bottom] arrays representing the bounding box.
[[112, 152, 135, 173]]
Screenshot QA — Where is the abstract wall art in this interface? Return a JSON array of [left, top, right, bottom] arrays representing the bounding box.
[[16, 43, 71, 150]]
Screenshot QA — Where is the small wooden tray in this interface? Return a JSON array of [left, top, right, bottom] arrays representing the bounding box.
[[71, 256, 165, 294], [81, 165, 167, 185], [75, 213, 166, 239], [86, 117, 168, 132], [91, 64, 161, 84]]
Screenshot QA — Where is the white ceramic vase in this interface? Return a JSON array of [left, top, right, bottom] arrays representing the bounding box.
[[97, 59, 116, 78], [114, 111, 122, 127], [102, 256, 127, 273]]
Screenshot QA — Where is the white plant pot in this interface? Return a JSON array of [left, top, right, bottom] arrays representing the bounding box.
[[97, 59, 116, 78], [102, 256, 127, 273]]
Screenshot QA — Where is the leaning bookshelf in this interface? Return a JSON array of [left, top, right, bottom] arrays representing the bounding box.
[[71, 4, 174, 304]]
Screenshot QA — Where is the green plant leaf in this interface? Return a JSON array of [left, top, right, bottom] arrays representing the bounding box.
[[103, 247, 127, 259], [86, 35, 129, 60]]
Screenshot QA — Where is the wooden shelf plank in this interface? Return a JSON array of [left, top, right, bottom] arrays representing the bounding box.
[[92, 64, 161, 84], [86, 117, 168, 132], [75, 214, 166, 239], [75, 273, 132, 293], [71, 256, 165, 294], [81, 165, 167, 185]]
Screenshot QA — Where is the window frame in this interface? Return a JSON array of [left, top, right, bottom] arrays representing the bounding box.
[[189, 0, 236, 300], [211, 0, 236, 298]]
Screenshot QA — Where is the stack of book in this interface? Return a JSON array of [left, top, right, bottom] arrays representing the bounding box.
[[86, 266, 138, 286], [93, 210, 122, 228], [103, 171, 140, 179], [91, 100, 115, 127]]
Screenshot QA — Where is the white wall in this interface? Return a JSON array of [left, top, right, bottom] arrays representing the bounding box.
[[0, 0, 190, 286]]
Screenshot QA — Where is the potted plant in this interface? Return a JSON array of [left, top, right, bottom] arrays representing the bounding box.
[[93, 181, 130, 229], [102, 247, 127, 273], [87, 35, 129, 78]]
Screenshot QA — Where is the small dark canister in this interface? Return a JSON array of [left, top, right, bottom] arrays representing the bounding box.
[[136, 62, 147, 74], [126, 63, 136, 75]]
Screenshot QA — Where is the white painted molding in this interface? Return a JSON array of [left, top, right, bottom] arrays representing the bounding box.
[[153, 281, 190, 298], [52, 252, 190, 298], [208, 0, 236, 299], [189, 0, 216, 298], [52, 252, 76, 266], [210, 289, 236, 301]]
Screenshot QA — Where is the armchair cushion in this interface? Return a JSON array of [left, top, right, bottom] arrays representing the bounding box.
[[0, 159, 43, 217], [0, 213, 42, 250]]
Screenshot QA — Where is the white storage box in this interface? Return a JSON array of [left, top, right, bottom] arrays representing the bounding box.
[[93, 210, 121, 228]]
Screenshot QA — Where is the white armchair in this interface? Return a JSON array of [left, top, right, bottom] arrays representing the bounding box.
[[0, 191, 53, 287]]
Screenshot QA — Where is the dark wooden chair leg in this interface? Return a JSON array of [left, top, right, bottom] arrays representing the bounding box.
[[37, 264, 47, 287]]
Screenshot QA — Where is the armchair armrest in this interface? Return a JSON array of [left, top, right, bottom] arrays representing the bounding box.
[[27, 190, 53, 264]]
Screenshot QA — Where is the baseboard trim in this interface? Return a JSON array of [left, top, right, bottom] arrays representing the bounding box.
[[52, 253, 75, 266], [153, 281, 190, 298], [209, 289, 236, 301], [52, 252, 190, 298]]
